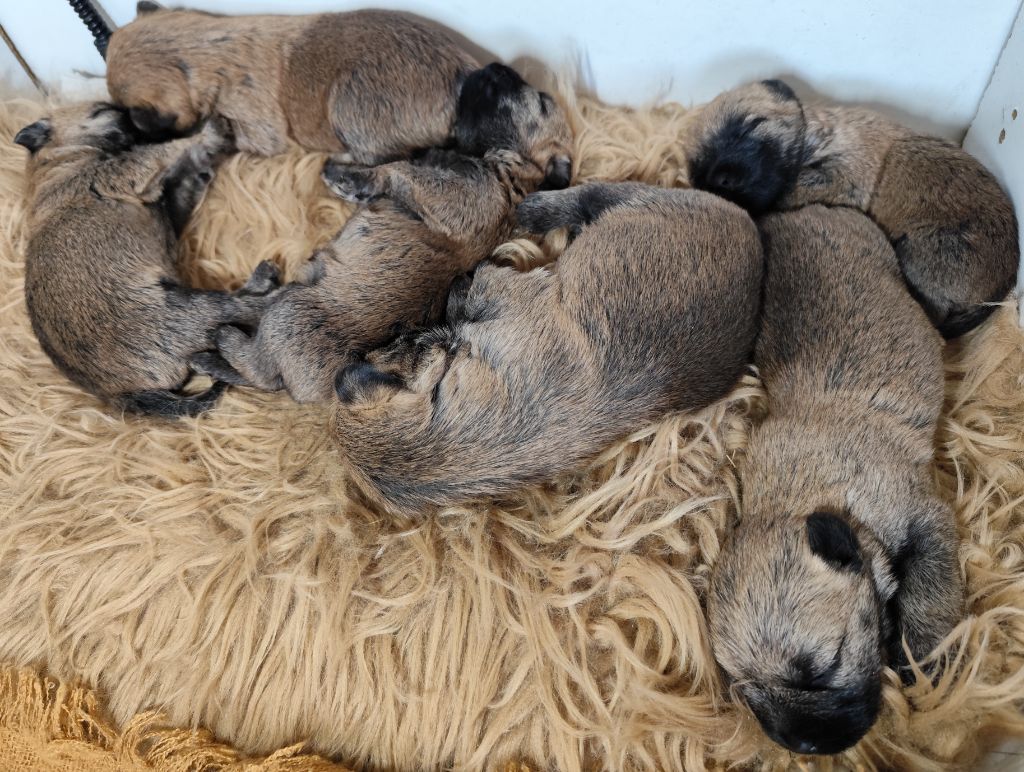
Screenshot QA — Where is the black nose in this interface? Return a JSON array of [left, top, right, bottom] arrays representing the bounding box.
[[749, 681, 881, 756], [707, 162, 744, 191], [774, 730, 820, 756]]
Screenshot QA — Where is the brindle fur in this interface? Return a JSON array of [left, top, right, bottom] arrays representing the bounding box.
[[16, 103, 278, 418], [194, 64, 572, 404], [708, 205, 964, 756], [329, 182, 763, 516], [106, 2, 571, 182], [685, 79, 1019, 338]]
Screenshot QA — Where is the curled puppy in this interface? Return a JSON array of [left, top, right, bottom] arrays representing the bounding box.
[[106, 3, 568, 182], [684, 79, 1019, 337], [194, 63, 572, 404], [16, 104, 278, 418], [708, 205, 964, 756], [330, 182, 763, 516]]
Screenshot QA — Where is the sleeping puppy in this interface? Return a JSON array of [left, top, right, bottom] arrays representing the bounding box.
[[16, 103, 278, 418], [106, 2, 571, 183], [684, 79, 1019, 338], [707, 205, 964, 756], [329, 182, 763, 516], [193, 63, 573, 404]]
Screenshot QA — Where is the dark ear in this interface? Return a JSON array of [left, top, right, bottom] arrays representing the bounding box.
[[807, 512, 863, 572], [335, 361, 404, 404], [137, 1, 163, 14], [13, 120, 52, 153], [541, 155, 572, 190], [760, 78, 797, 101]]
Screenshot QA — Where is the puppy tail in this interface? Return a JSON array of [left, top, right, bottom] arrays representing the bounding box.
[[119, 381, 229, 419]]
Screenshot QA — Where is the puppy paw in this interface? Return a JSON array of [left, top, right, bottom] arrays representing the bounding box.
[[515, 191, 564, 233], [238, 260, 281, 296], [198, 114, 236, 159], [215, 324, 251, 354], [321, 161, 380, 203], [189, 351, 249, 386]]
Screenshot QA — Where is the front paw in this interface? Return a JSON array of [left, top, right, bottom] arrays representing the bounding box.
[[198, 114, 237, 159], [237, 260, 281, 296], [321, 161, 380, 203], [515, 191, 563, 233]]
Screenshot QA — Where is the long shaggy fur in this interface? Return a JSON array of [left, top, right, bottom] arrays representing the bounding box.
[[0, 85, 1023, 771]]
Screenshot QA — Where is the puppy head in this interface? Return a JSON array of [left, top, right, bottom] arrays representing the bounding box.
[[454, 63, 574, 189], [708, 511, 896, 755], [687, 79, 806, 213], [15, 103, 136, 158], [331, 322, 503, 515], [106, 5, 209, 137]]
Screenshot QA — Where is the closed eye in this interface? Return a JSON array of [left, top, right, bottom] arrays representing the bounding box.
[[88, 103, 118, 119], [539, 92, 551, 116], [786, 635, 845, 691], [741, 116, 766, 136]]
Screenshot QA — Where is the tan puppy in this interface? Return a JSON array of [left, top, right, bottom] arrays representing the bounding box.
[[707, 205, 964, 756], [192, 64, 572, 404], [16, 103, 277, 417], [106, 3, 569, 185], [329, 182, 763, 515], [684, 79, 1019, 337]]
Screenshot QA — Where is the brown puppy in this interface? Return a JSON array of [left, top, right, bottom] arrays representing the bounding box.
[[329, 182, 763, 516], [707, 205, 964, 756], [106, 3, 570, 184], [16, 103, 278, 417], [684, 79, 1019, 338], [192, 63, 572, 404]]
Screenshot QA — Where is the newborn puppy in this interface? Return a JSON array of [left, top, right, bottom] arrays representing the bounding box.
[[194, 63, 573, 404], [16, 104, 278, 417], [330, 182, 762, 516], [684, 79, 1019, 338], [708, 205, 964, 756], [106, 2, 566, 181]]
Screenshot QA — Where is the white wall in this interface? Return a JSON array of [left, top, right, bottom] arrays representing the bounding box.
[[3, 0, 1022, 140], [964, 4, 1024, 320]]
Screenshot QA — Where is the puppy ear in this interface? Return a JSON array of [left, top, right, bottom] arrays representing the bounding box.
[[541, 154, 572, 190], [137, 1, 163, 14], [13, 120, 52, 153], [335, 361, 404, 404], [807, 512, 863, 572], [760, 78, 798, 101]]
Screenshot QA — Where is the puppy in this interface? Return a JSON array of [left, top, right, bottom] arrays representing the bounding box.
[[684, 79, 1019, 338], [16, 103, 278, 417], [192, 63, 573, 404], [329, 182, 763, 515], [707, 205, 965, 756], [105, 3, 569, 184]]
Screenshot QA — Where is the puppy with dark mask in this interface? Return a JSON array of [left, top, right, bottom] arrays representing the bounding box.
[[708, 205, 964, 756], [16, 104, 278, 417], [106, 2, 572, 184], [193, 63, 573, 404], [684, 79, 1018, 338], [329, 182, 762, 515]]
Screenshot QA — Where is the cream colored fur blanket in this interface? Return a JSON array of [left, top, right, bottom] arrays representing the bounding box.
[[0, 87, 1023, 771]]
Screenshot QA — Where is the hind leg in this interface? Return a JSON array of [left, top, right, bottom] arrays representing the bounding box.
[[516, 182, 653, 235], [213, 326, 284, 392]]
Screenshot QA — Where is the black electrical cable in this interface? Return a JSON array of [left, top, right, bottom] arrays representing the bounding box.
[[67, 0, 113, 59]]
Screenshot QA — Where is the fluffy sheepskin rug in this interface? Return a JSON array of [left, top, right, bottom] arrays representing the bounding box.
[[1, 83, 1023, 772]]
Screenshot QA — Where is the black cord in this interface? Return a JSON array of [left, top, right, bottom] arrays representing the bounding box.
[[67, 0, 113, 59]]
